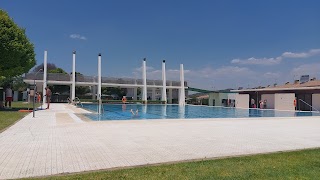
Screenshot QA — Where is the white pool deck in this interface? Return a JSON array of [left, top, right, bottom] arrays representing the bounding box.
[[1, 104, 320, 179]]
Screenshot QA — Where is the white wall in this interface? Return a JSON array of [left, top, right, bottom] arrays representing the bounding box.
[[208, 93, 218, 106], [228, 93, 237, 100], [274, 93, 295, 111], [235, 94, 249, 108], [261, 94, 275, 109], [312, 94, 320, 110], [209, 93, 237, 106]]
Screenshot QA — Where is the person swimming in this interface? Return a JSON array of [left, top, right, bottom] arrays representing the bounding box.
[[130, 109, 139, 116]]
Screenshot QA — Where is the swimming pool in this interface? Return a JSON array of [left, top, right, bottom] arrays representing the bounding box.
[[81, 104, 320, 121]]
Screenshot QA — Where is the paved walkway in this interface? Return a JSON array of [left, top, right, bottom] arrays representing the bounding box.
[[1, 104, 320, 179]]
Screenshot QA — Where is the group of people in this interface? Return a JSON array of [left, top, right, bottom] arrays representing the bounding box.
[[250, 98, 267, 109], [27, 87, 52, 109], [2, 85, 52, 110]]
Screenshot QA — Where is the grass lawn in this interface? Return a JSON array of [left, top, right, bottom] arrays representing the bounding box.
[[29, 148, 320, 180], [0, 101, 40, 132]]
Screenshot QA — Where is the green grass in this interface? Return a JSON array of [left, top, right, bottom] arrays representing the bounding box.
[[28, 148, 320, 180], [0, 101, 40, 132]]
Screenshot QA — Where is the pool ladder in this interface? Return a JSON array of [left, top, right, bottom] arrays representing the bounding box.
[[74, 97, 83, 107], [298, 99, 319, 112]]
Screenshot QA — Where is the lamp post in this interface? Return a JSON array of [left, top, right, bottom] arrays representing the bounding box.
[[33, 69, 43, 118]]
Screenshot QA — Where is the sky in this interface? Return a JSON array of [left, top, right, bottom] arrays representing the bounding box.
[[1, 0, 320, 90]]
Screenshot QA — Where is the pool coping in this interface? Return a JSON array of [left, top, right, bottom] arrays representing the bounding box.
[[78, 103, 320, 122]]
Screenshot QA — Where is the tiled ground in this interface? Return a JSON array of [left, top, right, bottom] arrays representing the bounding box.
[[1, 103, 320, 179]]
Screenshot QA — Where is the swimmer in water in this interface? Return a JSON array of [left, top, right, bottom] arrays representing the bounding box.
[[130, 109, 139, 116]]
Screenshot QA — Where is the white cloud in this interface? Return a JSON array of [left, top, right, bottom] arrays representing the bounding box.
[[231, 48, 320, 65], [134, 66, 155, 72], [70, 34, 87, 40], [231, 57, 282, 65], [197, 66, 253, 77], [263, 72, 280, 79], [290, 63, 320, 77], [132, 65, 253, 88], [133, 65, 252, 79], [282, 49, 320, 58]]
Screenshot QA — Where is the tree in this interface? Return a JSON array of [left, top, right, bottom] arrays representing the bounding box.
[[76, 86, 90, 96], [34, 64, 69, 94], [32, 63, 57, 73], [74, 72, 90, 96], [11, 76, 27, 91], [137, 87, 141, 96], [102, 87, 127, 99], [0, 10, 36, 80], [49, 68, 67, 74]]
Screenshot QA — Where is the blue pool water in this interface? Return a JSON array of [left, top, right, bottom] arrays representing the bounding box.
[[82, 104, 320, 121]]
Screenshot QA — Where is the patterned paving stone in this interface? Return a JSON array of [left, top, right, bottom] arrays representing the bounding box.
[[0, 104, 320, 179]]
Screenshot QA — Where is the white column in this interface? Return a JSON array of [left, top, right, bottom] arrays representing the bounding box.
[[98, 53, 102, 114], [168, 81, 173, 104], [142, 58, 147, 103], [133, 87, 137, 100], [72, 51, 76, 101], [161, 60, 167, 103], [43, 51, 47, 105], [179, 64, 185, 106]]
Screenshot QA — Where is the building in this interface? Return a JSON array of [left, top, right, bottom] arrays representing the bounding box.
[[233, 77, 320, 111]]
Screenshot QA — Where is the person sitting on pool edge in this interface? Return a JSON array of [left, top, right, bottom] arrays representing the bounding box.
[[130, 109, 139, 116]]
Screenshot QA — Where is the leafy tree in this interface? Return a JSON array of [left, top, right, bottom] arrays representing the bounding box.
[[137, 87, 141, 96], [102, 87, 127, 99], [32, 63, 57, 72], [76, 86, 90, 96], [0, 10, 36, 81], [49, 68, 67, 74], [36, 65, 69, 94], [73, 72, 90, 96], [11, 76, 27, 91]]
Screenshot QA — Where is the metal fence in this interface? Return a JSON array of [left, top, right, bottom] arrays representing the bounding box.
[[24, 73, 186, 86]]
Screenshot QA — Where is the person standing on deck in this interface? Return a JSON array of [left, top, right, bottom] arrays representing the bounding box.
[[45, 87, 51, 109], [5, 85, 13, 109]]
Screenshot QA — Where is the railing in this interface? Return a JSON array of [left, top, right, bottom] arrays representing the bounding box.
[[147, 80, 155, 85], [172, 81, 181, 86], [77, 75, 95, 82], [24, 73, 44, 80], [298, 99, 319, 112], [24, 73, 71, 81], [48, 73, 71, 81], [23, 73, 186, 87], [101, 77, 136, 84], [74, 97, 83, 107]]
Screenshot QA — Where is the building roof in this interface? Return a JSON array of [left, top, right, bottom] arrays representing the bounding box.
[[232, 79, 320, 92]]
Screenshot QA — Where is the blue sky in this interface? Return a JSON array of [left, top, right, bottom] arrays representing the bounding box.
[[1, 0, 320, 90]]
